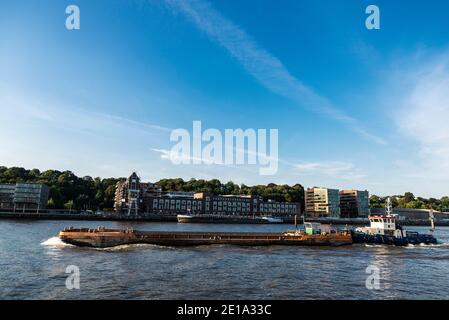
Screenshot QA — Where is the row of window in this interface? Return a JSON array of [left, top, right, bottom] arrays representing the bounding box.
[[152, 199, 203, 211], [260, 203, 297, 209], [150, 198, 298, 213], [260, 206, 297, 214], [212, 202, 251, 208], [370, 218, 395, 223]]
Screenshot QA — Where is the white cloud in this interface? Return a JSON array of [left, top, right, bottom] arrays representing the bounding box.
[[165, 0, 386, 145], [395, 51, 449, 175], [294, 161, 366, 181], [0, 93, 171, 136], [152, 148, 214, 164], [0, 93, 171, 178]]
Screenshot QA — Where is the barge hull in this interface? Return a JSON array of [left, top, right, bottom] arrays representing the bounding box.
[[59, 228, 352, 248]]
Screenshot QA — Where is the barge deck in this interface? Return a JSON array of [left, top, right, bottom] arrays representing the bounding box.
[[59, 227, 353, 248]]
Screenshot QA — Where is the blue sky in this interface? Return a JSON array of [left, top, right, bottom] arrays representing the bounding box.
[[1, 0, 449, 197]]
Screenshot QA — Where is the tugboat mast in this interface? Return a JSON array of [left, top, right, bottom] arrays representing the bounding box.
[[385, 197, 393, 217], [429, 209, 435, 232]]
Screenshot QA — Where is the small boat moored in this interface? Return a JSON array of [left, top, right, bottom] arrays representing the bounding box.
[[176, 214, 283, 224], [260, 216, 283, 223]]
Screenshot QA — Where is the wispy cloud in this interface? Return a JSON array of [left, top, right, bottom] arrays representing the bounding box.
[[152, 148, 213, 164], [153, 147, 366, 182], [151, 148, 264, 177], [0, 93, 171, 135], [394, 50, 449, 176], [95, 112, 171, 133], [152, 147, 276, 168], [294, 161, 366, 181], [0, 92, 171, 177], [165, 0, 386, 145]]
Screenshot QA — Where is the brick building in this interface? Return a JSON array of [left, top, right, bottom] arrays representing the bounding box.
[[114, 172, 301, 217]]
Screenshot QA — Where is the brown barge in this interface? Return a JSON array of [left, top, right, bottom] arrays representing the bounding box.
[[59, 227, 352, 248]]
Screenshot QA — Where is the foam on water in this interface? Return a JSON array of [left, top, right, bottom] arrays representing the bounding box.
[[404, 242, 449, 249], [363, 242, 449, 249], [364, 244, 384, 248], [41, 236, 74, 248], [41, 238, 175, 251], [95, 243, 173, 252]]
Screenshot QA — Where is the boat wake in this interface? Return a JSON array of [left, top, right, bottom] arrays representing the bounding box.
[[363, 244, 384, 248], [362, 242, 449, 249], [405, 242, 449, 249], [41, 236, 74, 248], [41, 237, 175, 251], [94, 243, 176, 252]]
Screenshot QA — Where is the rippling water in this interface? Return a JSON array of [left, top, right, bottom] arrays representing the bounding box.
[[1, 219, 448, 299]]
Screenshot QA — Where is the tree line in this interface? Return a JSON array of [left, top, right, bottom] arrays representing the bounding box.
[[157, 178, 305, 203], [0, 166, 119, 210], [370, 192, 449, 212], [0, 166, 305, 210], [3, 166, 447, 212]]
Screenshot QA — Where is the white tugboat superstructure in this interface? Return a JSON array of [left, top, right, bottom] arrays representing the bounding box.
[[355, 198, 404, 237], [351, 197, 437, 245]]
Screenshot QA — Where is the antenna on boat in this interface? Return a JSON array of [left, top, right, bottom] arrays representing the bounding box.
[[386, 197, 393, 217], [294, 215, 298, 231]]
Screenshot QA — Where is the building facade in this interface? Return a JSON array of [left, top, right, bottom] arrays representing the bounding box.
[[339, 190, 370, 218], [114, 172, 301, 217], [0, 183, 50, 211], [145, 192, 300, 217], [113, 172, 162, 215], [305, 187, 340, 217]]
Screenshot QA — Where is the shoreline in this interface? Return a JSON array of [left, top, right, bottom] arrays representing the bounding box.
[[0, 211, 444, 227]]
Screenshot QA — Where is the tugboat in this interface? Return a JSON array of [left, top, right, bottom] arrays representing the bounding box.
[[351, 198, 437, 246]]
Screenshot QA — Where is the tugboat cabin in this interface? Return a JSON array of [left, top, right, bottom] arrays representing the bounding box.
[[369, 215, 397, 232], [360, 214, 404, 237]]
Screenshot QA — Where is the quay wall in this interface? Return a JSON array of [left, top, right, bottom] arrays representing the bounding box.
[[1, 211, 448, 226]]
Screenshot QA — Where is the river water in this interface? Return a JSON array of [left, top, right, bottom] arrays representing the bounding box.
[[0, 219, 448, 299]]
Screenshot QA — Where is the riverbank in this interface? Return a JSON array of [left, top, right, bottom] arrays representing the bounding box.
[[0, 211, 445, 226], [0, 212, 177, 222]]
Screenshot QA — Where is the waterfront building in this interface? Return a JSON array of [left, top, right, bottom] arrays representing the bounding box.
[[146, 194, 204, 215], [113, 172, 162, 215], [0, 183, 50, 211], [194, 193, 257, 216], [339, 190, 370, 218], [0, 184, 15, 210], [146, 192, 300, 217], [114, 172, 301, 217], [305, 187, 340, 217]]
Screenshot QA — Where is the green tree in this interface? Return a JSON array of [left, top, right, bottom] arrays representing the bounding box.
[[404, 192, 415, 203], [47, 198, 56, 209], [441, 196, 449, 212], [64, 200, 75, 211], [369, 195, 384, 208]]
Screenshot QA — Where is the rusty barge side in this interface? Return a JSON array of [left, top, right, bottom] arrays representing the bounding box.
[[59, 227, 353, 248]]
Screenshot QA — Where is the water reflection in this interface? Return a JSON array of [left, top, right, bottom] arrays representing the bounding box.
[[1, 220, 448, 299]]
